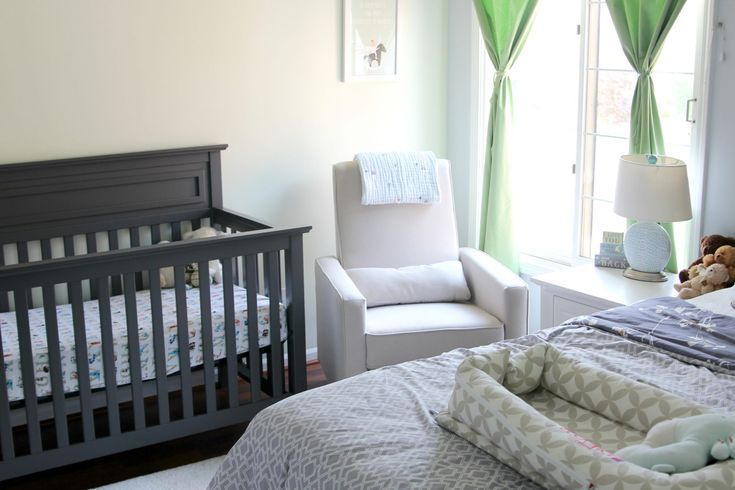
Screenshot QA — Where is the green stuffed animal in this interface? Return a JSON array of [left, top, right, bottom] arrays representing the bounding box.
[[616, 413, 735, 474]]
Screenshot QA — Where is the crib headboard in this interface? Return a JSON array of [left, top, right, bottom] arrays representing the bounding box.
[[0, 144, 227, 243]]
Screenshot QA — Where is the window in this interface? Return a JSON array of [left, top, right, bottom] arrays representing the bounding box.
[[482, 0, 709, 268], [579, 0, 700, 260]]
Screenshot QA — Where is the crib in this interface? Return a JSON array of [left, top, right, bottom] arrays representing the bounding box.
[[0, 144, 310, 481]]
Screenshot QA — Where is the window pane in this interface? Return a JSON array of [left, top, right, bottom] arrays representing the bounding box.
[[511, 0, 580, 261], [588, 198, 627, 258], [597, 5, 631, 71], [595, 70, 636, 137], [655, 0, 697, 73], [653, 73, 694, 147], [592, 136, 628, 201]]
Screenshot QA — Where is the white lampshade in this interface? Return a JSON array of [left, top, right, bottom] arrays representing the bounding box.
[[613, 155, 692, 223]]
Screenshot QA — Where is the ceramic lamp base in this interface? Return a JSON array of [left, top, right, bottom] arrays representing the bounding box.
[[622, 268, 668, 282], [623, 221, 671, 282]]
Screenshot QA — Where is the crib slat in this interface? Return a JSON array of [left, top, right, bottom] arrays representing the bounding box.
[[14, 290, 42, 453], [222, 258, 238, 408], [108, 230, 123, 296], [266, 251, 283, 397], [234, 256, 241, 287], [245, 255, 261, 402], [0, 316, 15, 460], [97, 279, 121, 436], [129, 227, 144, 291], [151, 225, 161, 245], [174, 266, 193, 419], [63, 236, 75, 257], [42, 285, 69, 448], [40, 239, 52, 260], [198, 261, 216, 414], [16, 241, 28, 263], [0, 250, 8, 312], [123, 273, 145, 431], [70, 281, 95, 442], [16, 242, 33, 307], [171, 221, 182, 242], [286, 235, 307, 393], [149, 271, 170, 424], [86, 234, 98, 300], [63, 236, 75, 310], [229, 231, 239, 287]]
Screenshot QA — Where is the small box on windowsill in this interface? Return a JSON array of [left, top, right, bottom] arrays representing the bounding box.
[[594, 254, 629, 269], [602, 231, 624, 245]]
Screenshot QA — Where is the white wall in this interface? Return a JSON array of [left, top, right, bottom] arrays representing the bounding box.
[[0, 0, 449, 350], [702, 0, 735, 236], [447, 0, 476, 247]]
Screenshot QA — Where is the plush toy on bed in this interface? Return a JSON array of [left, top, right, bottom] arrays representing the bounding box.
[[679, 234, 735, 283], [675, 263, 730, 299], [616, 413, 735, 474]]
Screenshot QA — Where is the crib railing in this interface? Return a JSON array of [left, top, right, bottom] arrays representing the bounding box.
[[0, 223, 309, 481], [0, 209, 268, 313]]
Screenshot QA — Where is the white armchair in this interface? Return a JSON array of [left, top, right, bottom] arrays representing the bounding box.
[[316, 159, 528, 381]]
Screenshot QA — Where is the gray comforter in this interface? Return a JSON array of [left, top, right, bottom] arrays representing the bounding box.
[[209, 317, 735, 489]]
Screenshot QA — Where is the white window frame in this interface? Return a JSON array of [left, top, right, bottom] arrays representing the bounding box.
[[467, 0, 715, 275]]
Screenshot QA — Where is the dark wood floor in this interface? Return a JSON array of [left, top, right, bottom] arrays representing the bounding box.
[[4, 362, 328, 490]]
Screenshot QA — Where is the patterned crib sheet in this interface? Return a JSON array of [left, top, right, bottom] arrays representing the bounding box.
[[1, 284, 287, 402]]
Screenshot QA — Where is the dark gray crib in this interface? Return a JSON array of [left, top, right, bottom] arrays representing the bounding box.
[[0, 145, 310, 481]]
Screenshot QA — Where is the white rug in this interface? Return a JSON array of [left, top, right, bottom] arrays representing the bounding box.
[[93, 455, 225, 490]]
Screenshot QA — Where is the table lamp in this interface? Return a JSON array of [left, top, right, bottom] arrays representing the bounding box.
[[613, 154, 692, 282]]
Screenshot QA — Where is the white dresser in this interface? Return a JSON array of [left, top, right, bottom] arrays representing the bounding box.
[[531, 265, 678, 329]]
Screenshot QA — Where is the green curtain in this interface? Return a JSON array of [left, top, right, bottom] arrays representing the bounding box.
[[606, 0, 686, 272], [473, 0, 539, 274]]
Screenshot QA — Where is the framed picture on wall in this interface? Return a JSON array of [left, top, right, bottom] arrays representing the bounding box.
[[343, 0, 398, 82]]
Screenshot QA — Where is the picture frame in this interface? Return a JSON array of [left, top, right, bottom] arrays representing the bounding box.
[[343, 0, 398, 82]]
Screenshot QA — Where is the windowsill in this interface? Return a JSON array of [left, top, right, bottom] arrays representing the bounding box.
[[519, 253, 591, 278]]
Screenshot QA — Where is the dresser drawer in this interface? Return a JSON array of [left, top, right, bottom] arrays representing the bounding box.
[[552, 296, 601, 326]]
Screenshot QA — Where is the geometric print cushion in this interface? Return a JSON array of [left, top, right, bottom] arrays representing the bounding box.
[[504, 343, 546, 394], [437, 344, 735, 490], [541, 346, 708, 432]]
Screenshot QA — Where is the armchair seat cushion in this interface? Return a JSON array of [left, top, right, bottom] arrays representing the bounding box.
[[365, 302, 503, 369]]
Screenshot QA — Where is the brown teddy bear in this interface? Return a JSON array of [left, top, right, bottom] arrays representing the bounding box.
[[679, 234, 735, 283], [714, 244, 735, 285], [675, 263, 730, 299]]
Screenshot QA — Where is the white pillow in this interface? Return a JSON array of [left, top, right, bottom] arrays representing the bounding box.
[[347, 260, 471, 307]]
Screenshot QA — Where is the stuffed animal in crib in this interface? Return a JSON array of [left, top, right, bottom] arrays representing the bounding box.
[[616, 413, 735, 474], [714, 245, 735, 285], [679, 234, 735, 283], [158, 226, 224, 288], [182, 226, 224, 285], [674, 263, 730, 299]]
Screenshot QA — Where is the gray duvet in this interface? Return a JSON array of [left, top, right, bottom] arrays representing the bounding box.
[[209, 320, 735, 489]]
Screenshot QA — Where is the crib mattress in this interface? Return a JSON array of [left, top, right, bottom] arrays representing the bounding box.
[[1, 284, 287, 402]]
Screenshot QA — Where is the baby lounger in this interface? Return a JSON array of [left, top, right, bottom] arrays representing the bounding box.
[[436, 343, 735, 489]]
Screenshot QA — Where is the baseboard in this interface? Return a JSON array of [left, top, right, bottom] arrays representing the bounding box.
[[282, 347, 318, 367], [306, 347, 318, 364]]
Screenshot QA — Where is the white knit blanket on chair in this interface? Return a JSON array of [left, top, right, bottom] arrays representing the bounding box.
[[355, 151, 440, 205]]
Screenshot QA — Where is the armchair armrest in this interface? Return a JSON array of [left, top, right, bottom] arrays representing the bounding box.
[[315, 256, 368, 381], [459, 247, 529, 340]]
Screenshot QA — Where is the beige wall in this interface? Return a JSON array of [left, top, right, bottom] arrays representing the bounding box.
[[0, 0, 449, 350]]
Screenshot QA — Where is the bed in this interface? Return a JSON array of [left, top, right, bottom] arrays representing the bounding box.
[[209, 287, 735, 489], [0, 145, 311, 481]]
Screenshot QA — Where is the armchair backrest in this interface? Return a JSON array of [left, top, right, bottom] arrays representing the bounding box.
[[333, 159, 460, 269]]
